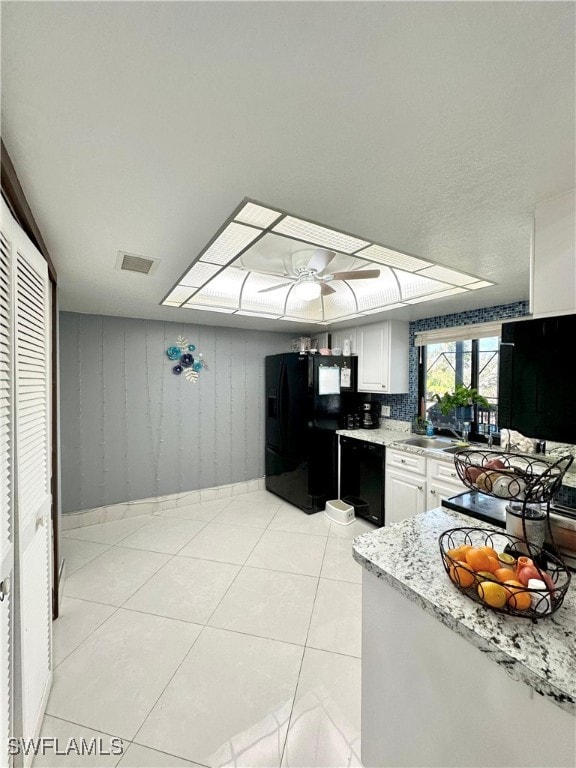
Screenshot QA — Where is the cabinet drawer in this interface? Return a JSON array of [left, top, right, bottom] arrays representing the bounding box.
[[386, 449, 426, 476], [428, 457, 462, 485]]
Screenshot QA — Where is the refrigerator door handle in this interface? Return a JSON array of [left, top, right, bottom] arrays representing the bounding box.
[[268, 395, 278, 418], [278, 360, 287, 443]]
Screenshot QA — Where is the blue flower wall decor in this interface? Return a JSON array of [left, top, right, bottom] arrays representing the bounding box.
[[166, 335, 207, 383]]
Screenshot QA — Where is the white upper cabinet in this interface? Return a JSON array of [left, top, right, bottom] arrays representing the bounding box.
[[356, 320, 409, 393], [531, 189, 576, 318]]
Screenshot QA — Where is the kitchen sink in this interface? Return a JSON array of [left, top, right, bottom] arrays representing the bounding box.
[[401, 436, 455, 449], [398, 436, 467, 454]]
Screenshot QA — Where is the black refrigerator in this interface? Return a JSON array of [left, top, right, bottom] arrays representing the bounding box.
[[265, 353, 357, 513]]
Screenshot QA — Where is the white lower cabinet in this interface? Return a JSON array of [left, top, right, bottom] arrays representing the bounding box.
[[385, 449, 427, 524], [426, 457, 467, 510], [385, 448, 467, 525]]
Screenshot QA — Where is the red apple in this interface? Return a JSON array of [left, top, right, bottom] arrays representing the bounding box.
[[464, 466, 483, 483], [518, 565, 541, 586], [486, 458, 506, 470]]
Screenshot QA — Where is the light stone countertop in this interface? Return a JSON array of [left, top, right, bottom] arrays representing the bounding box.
[[352, 506, 576, 715]]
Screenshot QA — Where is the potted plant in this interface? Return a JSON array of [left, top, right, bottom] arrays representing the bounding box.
[[433, 384, 490, 421]]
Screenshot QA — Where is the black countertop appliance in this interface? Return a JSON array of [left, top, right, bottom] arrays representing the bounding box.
[[265, 353, 357, 513], [360, 401, 380, 429], [498, 313, 576, 443]]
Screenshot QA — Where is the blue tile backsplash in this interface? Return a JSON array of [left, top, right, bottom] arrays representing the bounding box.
[[371, 300, 530, 423]]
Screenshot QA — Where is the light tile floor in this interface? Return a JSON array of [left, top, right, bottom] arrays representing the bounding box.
[[40, 492, 376, 768]]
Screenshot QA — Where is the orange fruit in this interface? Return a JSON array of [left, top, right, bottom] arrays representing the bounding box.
[[486, 556, 500, 574], [504, 580, 531, 611], [446, 547, 464, 561], [449, 561, 475, 588], [479, 545, 499, 561], [465, 548, 491, 572], [477, 581, 508, 608], [494, 568, 517, 583]]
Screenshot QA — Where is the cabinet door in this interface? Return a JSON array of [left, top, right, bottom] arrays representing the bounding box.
[[426, 481, 467, 511], [357, 322, 408, 393], [357, 324, 388, 392], [385, 468, 426, 525], [532, 190, 576, 318]]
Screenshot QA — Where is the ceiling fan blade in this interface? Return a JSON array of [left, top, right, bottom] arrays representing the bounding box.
[[320, 282, 336, 296], [307, 248, 336, 274], [331, 270, 381, 281], [257, 281, 295, 293]]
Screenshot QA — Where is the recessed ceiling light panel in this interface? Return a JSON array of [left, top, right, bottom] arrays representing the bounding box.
[[234, 202, 282, 228], [199, 222, 262, 266], [272, 216, 369, 254], [192, 267, 246, 306], [235, 310, 282, 319], [356, 244, 433, 271], [180, 262, 222, 287], [417, 265, 478, 286], [405, 287, 467, 304], [394, 271, 448, 300], [185, 304, 236, 314], [162, 286, 194, 306], [161, 197, 496, 323], [465, 280, 493, 290]]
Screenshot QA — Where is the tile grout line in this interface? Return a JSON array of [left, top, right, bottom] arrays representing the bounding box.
[[279, 531, 330, 767], [60, 541, 115, 578], [52, 604, 122, 670]]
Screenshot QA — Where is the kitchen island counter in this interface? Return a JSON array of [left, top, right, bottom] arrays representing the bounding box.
[[353, 506, 575, 767]]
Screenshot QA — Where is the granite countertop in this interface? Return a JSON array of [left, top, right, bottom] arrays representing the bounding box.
[[353, 506, 576, 715]]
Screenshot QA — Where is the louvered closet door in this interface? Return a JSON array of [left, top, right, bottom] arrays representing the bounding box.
[[5, 199, 53, 764], [0, 216, 15, 768]]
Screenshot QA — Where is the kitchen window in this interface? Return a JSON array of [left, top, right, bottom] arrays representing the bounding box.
[[415, 322, 502, 440]]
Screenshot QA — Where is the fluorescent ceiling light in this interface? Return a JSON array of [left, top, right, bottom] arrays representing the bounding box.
[[199, 222, 262, 266], [234, 201, 282, 228], [185, 304, 236, 314], [161, 197, 496, 324], [235, 310, 282, 319]]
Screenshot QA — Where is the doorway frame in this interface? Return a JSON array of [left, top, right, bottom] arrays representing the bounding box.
[[1, 139, 61, 620]]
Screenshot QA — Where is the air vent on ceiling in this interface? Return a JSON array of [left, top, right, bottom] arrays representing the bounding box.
[[116, 251, 159, 275]]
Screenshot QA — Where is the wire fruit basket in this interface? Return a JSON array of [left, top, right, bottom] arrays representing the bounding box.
[[452, 450, 572, 504], [453, 449, 573, 559], [439, 526, 571, 620]]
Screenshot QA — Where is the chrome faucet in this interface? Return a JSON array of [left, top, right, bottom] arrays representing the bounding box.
[[437, 425, 466, 442]]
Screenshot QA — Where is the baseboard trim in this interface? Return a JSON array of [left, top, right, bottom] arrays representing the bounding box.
[[61, 477, 267, 531]]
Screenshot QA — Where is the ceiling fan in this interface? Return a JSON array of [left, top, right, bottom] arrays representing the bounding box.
[[256, 248, 380, 300]]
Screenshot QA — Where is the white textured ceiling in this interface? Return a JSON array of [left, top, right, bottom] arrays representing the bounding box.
[[1, 1, 574, 332]]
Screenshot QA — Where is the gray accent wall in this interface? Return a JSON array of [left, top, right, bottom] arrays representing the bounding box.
[[59, 312, 293, 513]]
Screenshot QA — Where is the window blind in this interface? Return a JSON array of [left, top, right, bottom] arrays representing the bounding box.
[[414, 321, 502, 347]]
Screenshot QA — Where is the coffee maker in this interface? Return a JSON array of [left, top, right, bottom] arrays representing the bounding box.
[[360, 402, 380, 429]]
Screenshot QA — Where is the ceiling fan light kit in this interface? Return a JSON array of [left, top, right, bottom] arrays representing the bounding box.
[[293, 280, 322, 301], [161, 198, 494, 324]]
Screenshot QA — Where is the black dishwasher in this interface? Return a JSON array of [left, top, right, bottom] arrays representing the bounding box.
[[340, 436, 385, 526]]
